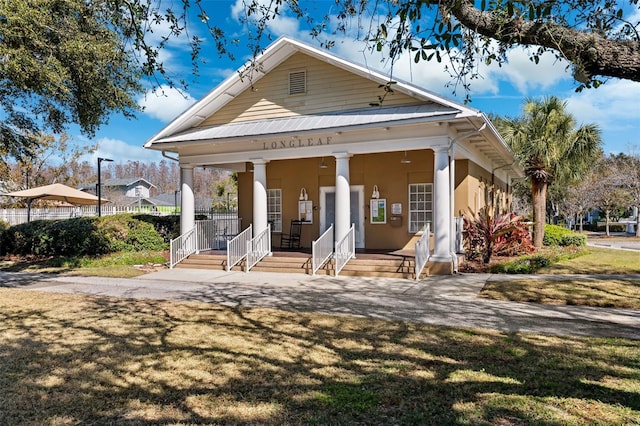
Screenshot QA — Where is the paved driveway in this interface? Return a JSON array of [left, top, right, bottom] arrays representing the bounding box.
[[1, 269, 639, 340]]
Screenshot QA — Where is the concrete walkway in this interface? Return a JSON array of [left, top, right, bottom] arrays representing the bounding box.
[[1, 269, 639, 340]]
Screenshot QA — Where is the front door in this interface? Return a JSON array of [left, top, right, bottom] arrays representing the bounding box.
[[319, 185, 365, 248]]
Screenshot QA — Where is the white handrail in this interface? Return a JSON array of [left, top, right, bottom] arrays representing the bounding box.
[[227, 225, 252, 271], [414, 223, 431, 280], [312, 224, 334, 275], [334, 224, 355, 276], [247, 224, 272, 271], [169, 228, 196, 269], [169, 219, 218, 269]]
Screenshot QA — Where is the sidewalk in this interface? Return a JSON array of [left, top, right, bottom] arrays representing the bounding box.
[[2, 269, 639, 340]]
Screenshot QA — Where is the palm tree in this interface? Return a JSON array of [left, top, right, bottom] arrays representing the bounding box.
[[496, 96, 602, 248]]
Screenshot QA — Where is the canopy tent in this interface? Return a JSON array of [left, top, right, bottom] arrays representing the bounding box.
[[3, 183, 108, 222]]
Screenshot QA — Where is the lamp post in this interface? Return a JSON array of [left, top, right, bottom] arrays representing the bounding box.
[[97, 157, 113, 216]]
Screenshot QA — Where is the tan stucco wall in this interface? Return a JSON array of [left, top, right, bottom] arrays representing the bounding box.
[[237, 153, 512, 250]]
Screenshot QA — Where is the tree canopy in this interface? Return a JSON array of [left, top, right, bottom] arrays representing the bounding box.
[[0, 0, 216, 161], [1, 0, 638, 159], [495, 96, 602, 247], [235, 0, 640, 96]]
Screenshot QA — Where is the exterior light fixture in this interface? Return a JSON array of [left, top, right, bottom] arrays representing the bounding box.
[[319, 157, 329, 169], [299, 188, 308, 201], [371, 185, 380, 199], [400, 151, 411, 164]]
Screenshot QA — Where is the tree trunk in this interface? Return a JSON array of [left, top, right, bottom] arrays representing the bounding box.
[[605, 210, 611, 237], [636, 205, 640, 237], [531, 179, 547, 248]]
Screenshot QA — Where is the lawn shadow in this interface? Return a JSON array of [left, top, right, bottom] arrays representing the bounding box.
[[0, 289, 639, 424]]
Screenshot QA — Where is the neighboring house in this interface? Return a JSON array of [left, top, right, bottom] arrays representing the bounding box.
[[144, 36, 523, 274], [103, 177, 156, 200], [79, 177, 156, 204]]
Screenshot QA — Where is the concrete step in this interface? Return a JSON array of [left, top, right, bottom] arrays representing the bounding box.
[[175, 252, 424, 279]]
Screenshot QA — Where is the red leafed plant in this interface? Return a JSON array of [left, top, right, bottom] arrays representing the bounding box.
[[463, 207, 534, 264]]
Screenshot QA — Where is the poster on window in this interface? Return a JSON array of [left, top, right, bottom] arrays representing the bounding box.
[[298, 200, 313, 223], [370, 198, 386, 224]]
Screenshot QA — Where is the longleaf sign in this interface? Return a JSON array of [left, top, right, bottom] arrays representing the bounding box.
[[263, 136, 332, 150]]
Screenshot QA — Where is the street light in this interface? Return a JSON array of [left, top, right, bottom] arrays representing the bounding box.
[[97, 157, 113, 216]]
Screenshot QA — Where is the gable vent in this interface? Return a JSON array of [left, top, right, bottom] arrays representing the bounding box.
[[289, 70, 306, 95]]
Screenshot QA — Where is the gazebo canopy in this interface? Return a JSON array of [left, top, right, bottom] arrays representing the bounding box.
[[3, 183, 108, 205]]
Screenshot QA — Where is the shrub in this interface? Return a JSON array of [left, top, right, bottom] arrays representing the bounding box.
[[490, 246, 587, 273], [0, 214, 166, 257], [95, 215, 166, 252], [132, 214, 180, 242], [463, 208, 533, 263], [543, 224, 586, 247]]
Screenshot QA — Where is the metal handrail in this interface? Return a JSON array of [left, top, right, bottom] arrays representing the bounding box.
[[414, 223, 431, 281], [169, 219, 218, 269], [312, 224, 334, 275], [247, 224, 272, 271], [334, 224, 355, 276], [227, 225, 252, 271], [169, 228, 196, 269]]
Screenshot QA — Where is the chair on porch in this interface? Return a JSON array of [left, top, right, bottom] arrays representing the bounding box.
[[280, 219, 302, 249]]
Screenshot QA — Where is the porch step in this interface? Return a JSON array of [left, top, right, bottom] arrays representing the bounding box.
[[338, 257, 423, 279], [174, 252, 427, 279]]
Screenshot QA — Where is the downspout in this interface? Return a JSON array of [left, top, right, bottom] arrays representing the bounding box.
[[162, 151, 179, 162], [448, 121, 487, 273]]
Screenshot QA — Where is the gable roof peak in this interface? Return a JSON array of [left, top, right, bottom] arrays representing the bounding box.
[[144, 36, 480, 148]]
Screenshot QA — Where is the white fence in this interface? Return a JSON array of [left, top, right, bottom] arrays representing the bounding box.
[[0, 205, 164, 226]]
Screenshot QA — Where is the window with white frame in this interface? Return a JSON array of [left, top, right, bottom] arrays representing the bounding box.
[[408, 183, 433, 233], [267, 189, 282, 232]]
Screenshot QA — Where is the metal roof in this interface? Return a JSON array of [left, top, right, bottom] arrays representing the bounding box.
[[153, 104, 461, 144]]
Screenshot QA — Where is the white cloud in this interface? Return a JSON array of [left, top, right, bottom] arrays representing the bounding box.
[[137, 85, 197, 122], [565, 79, 640, 132], [493, 47, 571, 93], [84, 138, 165, 164]]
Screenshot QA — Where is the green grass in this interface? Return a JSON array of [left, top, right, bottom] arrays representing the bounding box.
[[480, 277, 640, 308], [482, 246, 640, 307], [0, 250, 167, 277], [538, 246, 640, 274], [0, 289, 638, 425]]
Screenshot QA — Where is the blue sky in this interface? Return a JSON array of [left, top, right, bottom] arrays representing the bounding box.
[[81, 0, 640, 165]]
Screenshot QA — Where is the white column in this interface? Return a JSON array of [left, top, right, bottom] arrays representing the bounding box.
[[432, 146, 452, 263], [334, 153, 351, 241], [252, 159, 269, 234], [180, 166, 195, 235]]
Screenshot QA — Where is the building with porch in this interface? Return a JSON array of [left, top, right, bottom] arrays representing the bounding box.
[[144, 36, 523, 275]]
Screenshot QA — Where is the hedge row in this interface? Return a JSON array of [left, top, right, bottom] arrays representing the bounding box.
[[543, 224, 587, 247], [0, 214, 180, 257]]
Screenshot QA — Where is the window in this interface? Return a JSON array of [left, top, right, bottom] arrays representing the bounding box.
[[267, 189, 282, 232], [408, 183, 433, 233], [289, 70, 306, 95]]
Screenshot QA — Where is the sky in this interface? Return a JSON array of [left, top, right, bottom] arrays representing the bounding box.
[[81, 0, 640, 165]]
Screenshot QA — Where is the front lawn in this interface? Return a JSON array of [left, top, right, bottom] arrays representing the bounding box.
[[1, 289, 638, 425], [480, 277, 640, 309], [0, 250, 167, 277]]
